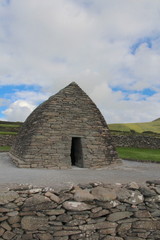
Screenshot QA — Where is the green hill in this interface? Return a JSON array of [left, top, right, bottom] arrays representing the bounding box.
[[0, 121, 22, 135], [108, 118, 160, 135]]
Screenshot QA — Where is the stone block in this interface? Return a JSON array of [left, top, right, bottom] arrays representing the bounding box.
[[91, 187, 117, 201], [63, 201, 93, 211], [0, 191, 19, 205], [107, 211, 133, 221], [21, 216, 48, 231]]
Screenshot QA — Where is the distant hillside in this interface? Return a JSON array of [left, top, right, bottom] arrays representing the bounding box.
[[108, 118, 160, 134], [0, 121, 22, 135]]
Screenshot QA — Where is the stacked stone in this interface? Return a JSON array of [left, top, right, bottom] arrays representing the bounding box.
[[112, 135, 160, 150], [0, 135, 16, 147], [10, 82, 118, 169], [0, 181, 160, 240]]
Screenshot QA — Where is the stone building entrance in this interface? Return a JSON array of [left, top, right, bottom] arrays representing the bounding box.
[[71, 137, 83, 167]]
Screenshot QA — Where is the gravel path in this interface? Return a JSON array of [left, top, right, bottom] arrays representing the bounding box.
[[0, 152, 159, 190]]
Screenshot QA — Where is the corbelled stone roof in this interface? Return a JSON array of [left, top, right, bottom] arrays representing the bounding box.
[[10, 82, 118, 168]]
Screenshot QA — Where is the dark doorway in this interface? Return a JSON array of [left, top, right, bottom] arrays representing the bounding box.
[[71, 137, 83, 167]]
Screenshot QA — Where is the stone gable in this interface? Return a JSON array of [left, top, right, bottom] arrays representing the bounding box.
[[10, 82, 118, 168]]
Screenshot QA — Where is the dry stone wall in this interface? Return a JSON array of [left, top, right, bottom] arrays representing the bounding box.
[[112, 135, 160, 149], [1, 134, 160, 150], [0, 180, 160, 239], [0, 135, 16, 147]]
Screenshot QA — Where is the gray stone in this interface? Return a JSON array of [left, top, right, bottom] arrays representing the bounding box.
[[0, 228, 5, 237], [63, 201, 93, 211], [1, 221, 11, 231], [91, 187, 117, 201], [45, 209, 65, 215], [117, 188, 131, 201], [22, 195, 56, 210], [6, 211, 18, 217], [0, 191, 19, 205], [117, 223, 132, 236], [128, 182, 139, 190], [146, 180, 160, 185], [127, 191, 144, 205], [102, 237, 123, 240], [56, 214, 72, 222], [45, 192, 60, 203], [74, 189, 94, 202], [154, 187, 160, 194], [21, 216, 48, 230], [151, 210, 160, 217], [36, 233, 53, 240], [8, 216, 20, 224], [53, 230, 81, 237], [107, 211, 133, 221], [134, 210, 150, 218], [125, 238, 144, 240], [140, 186, 156, 197], [79, 221, 117, 231], [132, 220, 158, 230], [2, 231, 16, 240], [90, 209, 109, 218], [117, 188, 143, 205]]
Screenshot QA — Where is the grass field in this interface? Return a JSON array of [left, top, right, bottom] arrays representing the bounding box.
[[117, 147, 160, 163]]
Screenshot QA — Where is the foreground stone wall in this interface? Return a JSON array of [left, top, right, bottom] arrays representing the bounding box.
[[112, 135, 160, 149], [0, 180, 160, 239]]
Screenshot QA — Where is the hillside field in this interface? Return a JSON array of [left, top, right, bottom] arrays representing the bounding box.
[[108, 118, 160, 134]]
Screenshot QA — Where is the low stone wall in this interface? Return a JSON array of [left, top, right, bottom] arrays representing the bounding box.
[[0, 135, 16, 147], [112, 135, 160, 149], [1, 134, 160, 150], [0, 180, 160, 239]]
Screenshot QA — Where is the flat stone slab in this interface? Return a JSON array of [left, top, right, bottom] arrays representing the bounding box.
[[0, 153, 160, 190]]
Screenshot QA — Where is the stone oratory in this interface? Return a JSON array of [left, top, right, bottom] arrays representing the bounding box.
[[10, 82, 118, 168]]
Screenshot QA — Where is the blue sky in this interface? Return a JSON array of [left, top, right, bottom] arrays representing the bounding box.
[[0, 0, 160, 123]]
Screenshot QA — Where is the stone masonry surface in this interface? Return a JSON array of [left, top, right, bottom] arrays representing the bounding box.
[[0, 135, 16, 147], [10, 82, 118, 169], [0, 180, 160, 239], [2, 134, 160, 149], [112, 135, 160, 149]]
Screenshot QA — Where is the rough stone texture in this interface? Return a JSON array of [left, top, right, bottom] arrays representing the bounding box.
[[10, 82, 118, 168], [0, 191, 19, 205], [0, 181, 160, 239], [21, 216, 48, 230], [107, 211, 133, 221], [0, 135, 16, 147], [63, 201, 93, 211], [91, 187, 117, 201], [112, 134, 160, 149], [74, 189, 95, 202]]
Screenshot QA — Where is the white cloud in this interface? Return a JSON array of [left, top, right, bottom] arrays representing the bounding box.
[[3, 100, 36, 121], [0, 0, 160, 123]]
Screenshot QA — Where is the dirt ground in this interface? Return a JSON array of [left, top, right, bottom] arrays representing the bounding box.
[[0, 152, 160, 190]]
